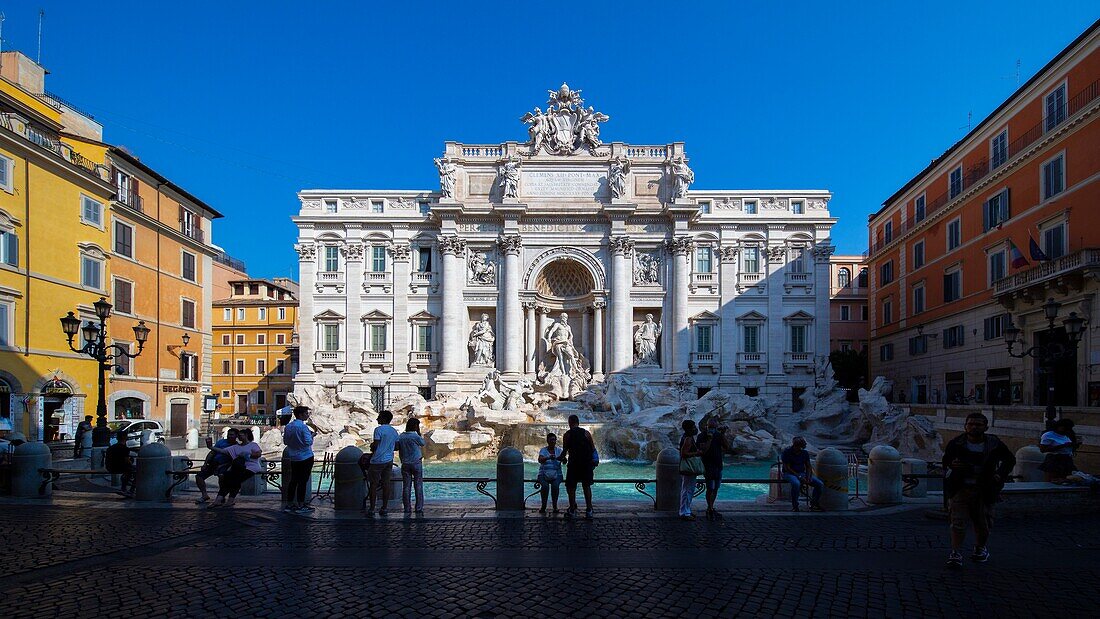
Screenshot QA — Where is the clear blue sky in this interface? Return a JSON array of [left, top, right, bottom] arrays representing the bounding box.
[[4, 2, 1097, 278]]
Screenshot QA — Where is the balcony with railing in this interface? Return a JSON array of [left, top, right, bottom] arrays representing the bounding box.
[[114, 191, 144, 213], [410, 271, 438, 293], [784, 352, 813, 372], [869, 77, 1100, 257], [689, 351, 719, 374], [993, 248, 1100, 297], [317, 271, 344, 285], [313, 350, 346, 372], [690, 271, 718, 293], [736, 352, 767, 373], [0, 112, 111, 181], [737, 272, 765, 292], [408, 350, 439, 373], [180, 222, 204, 243], [784, 272, 812, 293], [361, 350, 393, 373]]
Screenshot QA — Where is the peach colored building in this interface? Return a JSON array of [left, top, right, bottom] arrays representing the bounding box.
[[867, 21, 1100, 409], [829, 255, 868, 353]]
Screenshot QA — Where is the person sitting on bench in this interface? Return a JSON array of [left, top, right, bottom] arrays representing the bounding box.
[[781, 437, 823, 512]]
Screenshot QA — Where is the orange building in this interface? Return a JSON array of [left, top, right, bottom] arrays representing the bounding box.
[[104, 147, 223, 435], [829, 255, 869, 353], [867, 21, 1100, 408], [212, 278, 299, 419]]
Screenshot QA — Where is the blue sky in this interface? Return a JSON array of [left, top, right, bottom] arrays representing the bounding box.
[[4, 2, 1097, 279]]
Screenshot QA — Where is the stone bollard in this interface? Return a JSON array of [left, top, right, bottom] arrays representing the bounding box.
[[655, 447, 681, 512], [281, 448, 313, 507], [816, 448, 849, 511], [12, 442, 52, 498], [135, 442, 173, 502], [185, 428, 199, 450], [334, 446, 365, 511], [240, 458, 268, 496], [1014, 445, 1045, 482], [496, 447, 524, 511], [902, 458, 928, 498], [867, 445, 903, 505]]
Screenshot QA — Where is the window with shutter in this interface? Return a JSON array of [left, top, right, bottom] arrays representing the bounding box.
[[0, 230, 17, 266], [182, 300, 196, 329], [114, 279, 133, 314]]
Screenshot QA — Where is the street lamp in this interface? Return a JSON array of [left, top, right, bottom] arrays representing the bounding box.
[[60, 298, 149, 446], [1004, 297, 1087, 429]]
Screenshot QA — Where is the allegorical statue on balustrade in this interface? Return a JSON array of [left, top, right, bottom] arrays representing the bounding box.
[[666, 155, 694, 200], [434, 158, 456, 198], [521, 107, 550, 154], [633, 313, 662, 367], [608, 156, 631, 200], [468, 314, 495, 367], [498, 156, 521, 199]]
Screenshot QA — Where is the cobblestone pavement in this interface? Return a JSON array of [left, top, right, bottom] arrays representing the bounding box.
[[0, 504, 1098, 618]]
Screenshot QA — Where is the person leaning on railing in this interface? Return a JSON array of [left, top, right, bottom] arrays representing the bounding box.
[[1039, 418, 1081, 483]]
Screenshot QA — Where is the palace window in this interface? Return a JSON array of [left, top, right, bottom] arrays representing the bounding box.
[[743, 325, 759, 353], [947, 218, 961, 251], [182, 251, 196, 282], [372, 246, 387, 272], [789, 325, 807, 353], [114, 221, 134, 258], [791, 200, 804, 215], [324, 199, 338, 213], [1045, 84, 1066, 131], [0, 154, 12, 192], [278, 307, 287, 320], [742, 247, 760, 273], [81, 195, 103, 227], [1042, 221, 1067, 260], [943, 268, 961, 302], [695, 247, 713, 273], [180, 353, 198, 381], [237, 359, 245, 374], [988, 249, 1006, 284], [258, 307, 267, 321], [884, 222, 893, 244], [323, 246, 340, 272], [418, 201, 431, 215], [914, 194, 926, 223], [416, 325, 433, 352], [257, 334, 266, 345], [943, 325, 965, 349], [371, 200, 384, 213], [1042, 154, 1065, 200], [913, 240, 925, 269], [276, 333, 286, 345], [370, 324, 387, 351], [696, 324, 713, 353], [236, 334, 245, 345], [417, 247, 432, 272], [912, 283, 925, 314], [837, 267, 851, 288], [222, 360, 231, 374], [857, 268, 868, 288], [181, 299, 196, 329], [743, 200, 757, 214], [113, 278, 133, 315], [80, 254, 104, 290], [949, 166, 962, 199], [983, 189, 1010, 231], [322, 323, 340, 352], [880, 261, 893, 284], [991, 129, 1008, 169]]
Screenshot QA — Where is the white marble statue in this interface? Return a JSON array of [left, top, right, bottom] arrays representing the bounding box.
[[498, 157, 521, 199], [434, 158, 456, 198], [633, 314, 662, 367], [521, 107, 550, 154], [468, 314, 495, 366], [504, 378, 535, 411], [575, 106, 609, 151], [468, 251, 496, 285], [667, 156, 694, 199], [608, 156, 631, 200], [478, 369, 507, 411], [538, 312, 589, 399], [633, 252, 660, 285]]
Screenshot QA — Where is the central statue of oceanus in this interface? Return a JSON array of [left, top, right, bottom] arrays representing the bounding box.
[[536, 312, 591, 399], [521, 83, 609, 155]]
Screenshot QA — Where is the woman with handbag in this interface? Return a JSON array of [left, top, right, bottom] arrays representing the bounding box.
[[678, 419, 704, 520], [209, 428, 262, 508]]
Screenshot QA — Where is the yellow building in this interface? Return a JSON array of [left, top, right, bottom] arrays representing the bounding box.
[[212, 277, 299, 419], [0, 51, 116, 440]]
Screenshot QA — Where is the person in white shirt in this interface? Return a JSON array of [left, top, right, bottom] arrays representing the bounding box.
[[397, 418, 426, 515], [366, 410, 399, 517], [1039, 418, 1081, 482], [537, 433, 564, 514]]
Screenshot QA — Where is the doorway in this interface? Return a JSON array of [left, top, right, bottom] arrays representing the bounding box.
[[43, 397, 67, 442], [170, 403, 188, 437], [236, 394, 248, 416], [1034, 327, 1077, 406]]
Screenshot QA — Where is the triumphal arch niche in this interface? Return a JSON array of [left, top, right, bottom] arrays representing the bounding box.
[[295, 83, 837, 411]]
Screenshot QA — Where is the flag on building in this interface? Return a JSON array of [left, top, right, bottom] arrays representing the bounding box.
[[1008, 239, 1029, 268], [1028, 233, 1048, 261]]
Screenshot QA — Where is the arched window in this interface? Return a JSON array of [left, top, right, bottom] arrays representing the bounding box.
[[837, 267, 851, 288], [857, 268, 869, 288]]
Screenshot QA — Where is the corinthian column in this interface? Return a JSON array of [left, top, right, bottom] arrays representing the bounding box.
[[668, 236, 694, 373], [498, 234, 523, 376], [438, 235, 466, 374], [608, 235, 635, 373], [523, 301, 537, 373], [592, 300, 605, 379]]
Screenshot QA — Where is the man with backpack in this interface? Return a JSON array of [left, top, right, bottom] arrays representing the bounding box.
[[943, 412, 1016, 568]]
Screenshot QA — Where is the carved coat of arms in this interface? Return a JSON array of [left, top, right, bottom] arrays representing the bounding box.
[[521, 83, 609, 155]]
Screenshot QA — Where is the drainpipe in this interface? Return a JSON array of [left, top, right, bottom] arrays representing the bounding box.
[[22, 155, 29, 356], [155, 183, 163, 418]]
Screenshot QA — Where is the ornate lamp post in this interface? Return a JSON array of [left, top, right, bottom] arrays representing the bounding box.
[[60, 298, 150, 446], [1003, 297, 1087, 429]]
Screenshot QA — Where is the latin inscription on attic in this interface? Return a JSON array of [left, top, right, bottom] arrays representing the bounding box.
[[522, 170, 606, 198]]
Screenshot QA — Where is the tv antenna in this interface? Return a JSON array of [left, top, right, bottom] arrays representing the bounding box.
[[37, 9, 45, 64], [958, 111, 972, 133]]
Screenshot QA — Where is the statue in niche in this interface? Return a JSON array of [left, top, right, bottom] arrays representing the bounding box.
[[468, 314, 496, 367], [434, 158, 456, 198], [633, 314, 663, 367], [634, 253, 660, 285], [666, 156, 694, 200], [498, 157, 521, 199], [608, 156, 631, 200], [468, 251, 496, 285], [538, 312, 590, 399], [521, 108, 550, 154]]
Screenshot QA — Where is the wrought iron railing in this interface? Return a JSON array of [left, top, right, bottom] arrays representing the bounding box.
[[870, 78, 1100, 257], [992, 247, 1100, 295]]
